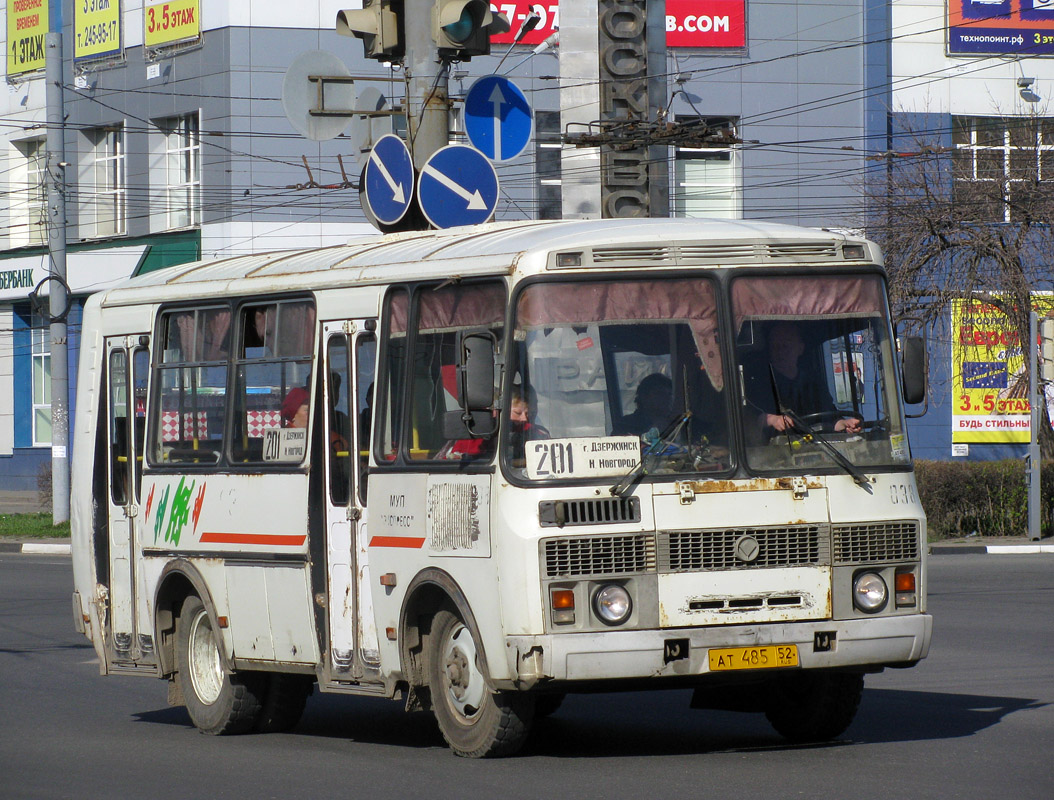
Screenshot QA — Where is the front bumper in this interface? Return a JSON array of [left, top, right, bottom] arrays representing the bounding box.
[[505, 614, 932, 687]]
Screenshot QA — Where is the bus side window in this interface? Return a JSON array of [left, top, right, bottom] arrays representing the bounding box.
[[109, 349, 129, 506], [151, 307, 230, 465], [231, 300, 315, 464], [328, 337, 352, 505]]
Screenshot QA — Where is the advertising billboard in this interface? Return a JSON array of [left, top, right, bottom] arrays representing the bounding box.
[[6, 0, 48, 75], [951, 295, 1054, 443], [948, 0, 1054, 57], [144, 0, 200, 48], [490, 1, 746, 49], [75, 0, 122, 61]]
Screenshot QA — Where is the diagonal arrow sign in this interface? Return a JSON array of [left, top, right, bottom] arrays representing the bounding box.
[[489, 83, 507, 162], [369, 147, 406, 204], [421, 162, 487, 210]]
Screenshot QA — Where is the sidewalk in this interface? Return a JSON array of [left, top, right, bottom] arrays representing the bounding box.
[[928, 535, 1054, 555]]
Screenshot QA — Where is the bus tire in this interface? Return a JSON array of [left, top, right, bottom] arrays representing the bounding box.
[[764, 671, 864, 743], [176, 595, 264, 735], [255, 674, 313, 733], [427, 609, 533, 758]]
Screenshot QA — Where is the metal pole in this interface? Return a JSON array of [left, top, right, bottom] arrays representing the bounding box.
[[45, 32, 70, 525], [403, 8, 448, 170], [1028, 311, 1041, 540]]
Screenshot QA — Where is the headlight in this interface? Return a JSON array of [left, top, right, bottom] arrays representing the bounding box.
[[593, 584, 632, 625], [853, 571, 888, 613]]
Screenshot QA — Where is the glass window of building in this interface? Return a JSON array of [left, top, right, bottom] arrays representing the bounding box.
[[952, 116, 1054, 223], [159, 113, 201, 229], [673, 116, 740, 219], [31, 311, 51, 446], [535, 110, 562, 220], [12, 138, 47, 246], [85, 125, 126, 237]]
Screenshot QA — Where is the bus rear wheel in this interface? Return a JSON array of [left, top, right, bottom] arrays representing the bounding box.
[[427, 609, 534, 758], [764, 671, 864, 743], [176, 595, 264, 735]]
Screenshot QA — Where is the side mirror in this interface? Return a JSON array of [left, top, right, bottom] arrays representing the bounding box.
[[901, 334, 927, 406], [459, 331, 497, 411]]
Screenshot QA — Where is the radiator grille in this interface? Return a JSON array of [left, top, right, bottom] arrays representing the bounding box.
[[544, 534, 656, 578], [659, 525, 826, 571], [833, 521, 920, 563], [538, 497, 641, 528]]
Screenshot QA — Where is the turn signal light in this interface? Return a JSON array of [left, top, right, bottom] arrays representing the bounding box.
[[551, 588, 575, 625], [895, 571, 917, 608]]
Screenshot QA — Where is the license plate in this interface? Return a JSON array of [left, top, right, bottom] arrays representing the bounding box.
[[708, 644, 799, 671]]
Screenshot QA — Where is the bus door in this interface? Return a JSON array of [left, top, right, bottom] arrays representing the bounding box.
[[104, 337, 151, 664], [321, 321, 379, 682]]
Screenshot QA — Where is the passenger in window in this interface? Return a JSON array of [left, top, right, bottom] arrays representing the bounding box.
[[359, 383, 373, 446], [281, 386, 310, 429], [614, 373, 675, 437], [507, 386, 549, 466], [749, 322, 861, 438]]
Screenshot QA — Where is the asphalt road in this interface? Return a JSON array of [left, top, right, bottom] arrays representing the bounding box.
[[1, 554, 1051, 800]]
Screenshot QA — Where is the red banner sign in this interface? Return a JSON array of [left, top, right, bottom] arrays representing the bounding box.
[[490, 1, 746, 49]]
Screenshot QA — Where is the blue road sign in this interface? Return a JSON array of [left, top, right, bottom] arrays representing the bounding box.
[[363, 134, 414, 225], [464, 75, 533, 163], [417, 145, 499, 229]]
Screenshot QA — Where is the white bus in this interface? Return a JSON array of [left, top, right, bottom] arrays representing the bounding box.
[[71, 218, 931, 757]]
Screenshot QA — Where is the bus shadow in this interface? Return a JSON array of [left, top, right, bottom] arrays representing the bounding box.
[[131, 686, 1046, 757]]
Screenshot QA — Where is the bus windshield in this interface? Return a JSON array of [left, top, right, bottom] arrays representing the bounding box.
[[507, 277, 732, 480], [506, 272, 910, 483], [733, 274, 910, 474]]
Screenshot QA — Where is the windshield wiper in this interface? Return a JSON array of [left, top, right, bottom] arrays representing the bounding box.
[[781, 408, 873, 493], [610, 411, 692, 498]]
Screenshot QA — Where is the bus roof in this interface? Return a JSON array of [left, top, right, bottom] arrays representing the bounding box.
[[97, 218, 875, 307]]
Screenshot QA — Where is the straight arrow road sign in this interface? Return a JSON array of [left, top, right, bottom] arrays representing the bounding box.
[[464, 75, 533, 163]]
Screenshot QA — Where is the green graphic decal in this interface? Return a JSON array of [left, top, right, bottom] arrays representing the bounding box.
[[164, 477, 196, 547]]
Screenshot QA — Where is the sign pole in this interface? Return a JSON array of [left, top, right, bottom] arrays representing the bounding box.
[[1029, 311, 1041, 540], [46, 32, 70, 525]]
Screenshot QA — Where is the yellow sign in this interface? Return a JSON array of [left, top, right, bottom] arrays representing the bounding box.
[[74, 0, 121, 60], [6, 0, 48, 75], [951, 294, 1054, 443], [144, 0, 200, 48]]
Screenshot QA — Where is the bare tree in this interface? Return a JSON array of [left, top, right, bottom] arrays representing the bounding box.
[[862, 113, 1054, 457]]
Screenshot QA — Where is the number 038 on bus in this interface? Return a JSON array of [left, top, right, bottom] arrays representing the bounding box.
[[70, 218, 931, 757]]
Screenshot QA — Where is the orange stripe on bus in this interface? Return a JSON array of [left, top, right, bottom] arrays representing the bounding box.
[[199, 532, 307, 546], [369, 536, 426, 549]]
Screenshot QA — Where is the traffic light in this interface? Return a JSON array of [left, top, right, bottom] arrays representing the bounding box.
[[432, 1, 510, 59], [337, 1, 403, 62], [1041, 317, 1054, 383]]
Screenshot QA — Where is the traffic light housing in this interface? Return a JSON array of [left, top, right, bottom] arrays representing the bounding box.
[[432, 1, 510, 59], [337, 1, 403, 61]]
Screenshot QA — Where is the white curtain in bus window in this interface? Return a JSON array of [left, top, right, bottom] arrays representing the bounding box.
[[232, 299, 316, 464], [152, 307, 230, 464]]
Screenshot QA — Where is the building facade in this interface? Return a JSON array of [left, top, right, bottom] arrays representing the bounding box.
[[7, 0, 1048, 490]]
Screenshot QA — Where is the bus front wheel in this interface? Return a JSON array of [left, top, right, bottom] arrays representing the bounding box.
[[176, 595, 264, 735], [427, 609, 534, 758], [764, 671, 864, 743]]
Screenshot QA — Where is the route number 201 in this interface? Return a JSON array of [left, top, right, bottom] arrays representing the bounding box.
[[531, 441, 574, 477]]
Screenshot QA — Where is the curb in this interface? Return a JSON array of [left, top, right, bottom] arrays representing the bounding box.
[[0, 542, 72, 555], [929, 543, 1054, 555]]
